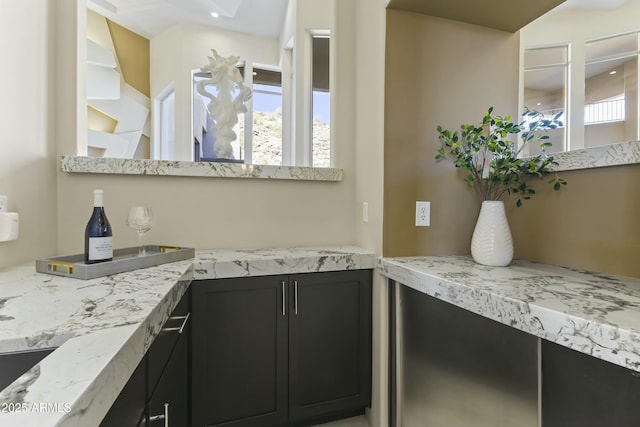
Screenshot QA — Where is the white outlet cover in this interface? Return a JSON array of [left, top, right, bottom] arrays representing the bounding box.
[[416, 201, 430, 226]]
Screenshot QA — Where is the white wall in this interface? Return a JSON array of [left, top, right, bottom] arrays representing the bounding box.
[[0, 0, 58, 268]]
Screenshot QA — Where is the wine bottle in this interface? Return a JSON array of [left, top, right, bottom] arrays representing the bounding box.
[[84, 189, 113, 264]]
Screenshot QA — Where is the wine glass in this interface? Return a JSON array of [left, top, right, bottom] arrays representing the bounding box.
[[126, 207, 154, 256]]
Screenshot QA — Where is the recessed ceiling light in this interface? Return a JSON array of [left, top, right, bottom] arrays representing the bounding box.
[[610, 70, 617, 75], [210, 11, 219, 18], [537, 102, 542, 106]]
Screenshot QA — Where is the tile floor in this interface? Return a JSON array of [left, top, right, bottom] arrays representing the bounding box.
[[315, 415, 370, 427]]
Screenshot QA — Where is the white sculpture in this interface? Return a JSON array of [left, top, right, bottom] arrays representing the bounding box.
[[196, 49, 252, 159]]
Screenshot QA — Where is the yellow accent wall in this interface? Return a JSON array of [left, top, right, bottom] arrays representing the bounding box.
[[87, 105, 117, 133], [106, 19, 150, 97]]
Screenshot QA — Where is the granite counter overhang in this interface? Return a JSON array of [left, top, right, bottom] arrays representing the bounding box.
[[0, 246, 375, 427], [378, 255, 640, 373]]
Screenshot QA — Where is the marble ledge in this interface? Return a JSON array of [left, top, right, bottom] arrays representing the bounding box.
[[60, 156, 343, 182], [378, 255, 640, 372], [548, 139, 640, 172]]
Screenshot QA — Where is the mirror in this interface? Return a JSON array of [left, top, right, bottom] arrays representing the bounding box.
[[520, 0, 640, 170], [85, 0, 332, 167]]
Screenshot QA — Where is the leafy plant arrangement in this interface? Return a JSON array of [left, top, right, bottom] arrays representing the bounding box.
[[435, 107, 567, 207]]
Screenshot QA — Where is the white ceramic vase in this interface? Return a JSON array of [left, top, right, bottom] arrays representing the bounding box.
[[471, 201, 514, 267]]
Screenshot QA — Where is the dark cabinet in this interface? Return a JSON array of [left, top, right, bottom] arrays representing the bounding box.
[[99, 356, 146, 427], [541, 340, 640, 427], [288, 271, 372, 421], [100, 289, 191, 427], [192, 275, 288, 427], [147, 328, 189, 426], [192, 270, 372, 427], [145, 290, 191, 427], [0, 348, 55, 391]]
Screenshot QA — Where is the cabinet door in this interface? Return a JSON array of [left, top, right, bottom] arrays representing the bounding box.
[[542, 340, 640, 427], [192, 277, 288, 427], [288, 270, 372, 422], [147, 331, 189, 427]]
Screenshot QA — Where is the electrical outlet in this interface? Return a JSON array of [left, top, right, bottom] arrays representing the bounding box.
[[0, 195, 7, 212], [362, 202, 369, 223], [416, 201, 430, 226]]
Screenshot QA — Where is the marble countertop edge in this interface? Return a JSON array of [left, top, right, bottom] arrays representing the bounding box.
[[377, 255, 640, 372], [60, 156, 344, 182]]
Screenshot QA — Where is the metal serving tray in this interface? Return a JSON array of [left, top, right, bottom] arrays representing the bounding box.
[[35, 245, 195, 280]]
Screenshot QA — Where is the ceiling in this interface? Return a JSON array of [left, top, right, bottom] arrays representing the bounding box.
[[88, 0, 290, 39], [555, 0, 629, 10], [386, 0, 565, 33]]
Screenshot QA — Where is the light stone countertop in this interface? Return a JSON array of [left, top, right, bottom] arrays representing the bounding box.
[[61, 156, 344, 181], [378, 255, 640, 372], [0, 246, 375, 427]]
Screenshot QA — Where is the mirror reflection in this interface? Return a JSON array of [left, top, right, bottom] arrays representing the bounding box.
[[85, 0, 332, 166], [520, 0, 640, 155]]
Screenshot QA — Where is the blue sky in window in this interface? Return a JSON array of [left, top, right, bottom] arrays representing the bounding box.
[[252, 84, 330, 125]]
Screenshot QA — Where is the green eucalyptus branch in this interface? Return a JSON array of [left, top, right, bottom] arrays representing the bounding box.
[[435, 107, 567, 207]]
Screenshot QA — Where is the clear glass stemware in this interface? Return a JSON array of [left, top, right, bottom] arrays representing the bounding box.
[[126, 207, 154, 256]]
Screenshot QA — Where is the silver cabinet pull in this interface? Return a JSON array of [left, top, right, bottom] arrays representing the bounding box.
[[162, 312, 190, 334], [294, 280, 299, 315], [149, 402, 169, 427], [282, 281, 286, 316]]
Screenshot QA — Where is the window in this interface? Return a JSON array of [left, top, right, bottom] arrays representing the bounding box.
[[250, 68, 283, 165], [312, 36, 330, 167], [521, 13, 640, 153], [584, 33, 639, 146], [522, 46, 568, 155], [190, 35, 331, 167]]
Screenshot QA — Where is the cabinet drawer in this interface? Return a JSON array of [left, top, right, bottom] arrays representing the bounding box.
[[147, 332, 189, 427], [147, 290, 191, 397]]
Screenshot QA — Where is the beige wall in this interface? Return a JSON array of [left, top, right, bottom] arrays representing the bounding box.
[[509, 165, 640, 278], [0, 0, 58, 269], [384, 9, 640, 279], [384, 10, 520, 257], [56, 2, 361, 257], [56, 172, 356, 254], [353, 0, 388, 425]]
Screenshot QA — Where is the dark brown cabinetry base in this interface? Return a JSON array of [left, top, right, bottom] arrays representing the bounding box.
[[542, 340, 640, 427], [100, 289, 191, 427], [192, 270, 372, 427]]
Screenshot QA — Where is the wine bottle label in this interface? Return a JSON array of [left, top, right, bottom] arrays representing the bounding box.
[[88, 237, 113, 261]]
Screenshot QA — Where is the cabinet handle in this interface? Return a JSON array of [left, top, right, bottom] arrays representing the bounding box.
[[149, 402, 169, 427], [282, 281, 286, 316], [162, 312, 190, 334], [294, 280, 299, 315]]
